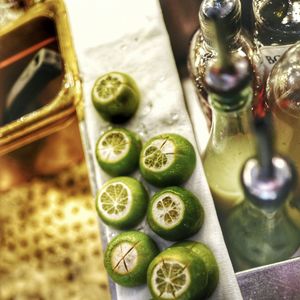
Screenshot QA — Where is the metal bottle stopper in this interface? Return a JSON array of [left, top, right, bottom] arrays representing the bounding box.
[[200, 0, 242, 47], [203, 7, 251, 99], [241, 115, 296, 211]]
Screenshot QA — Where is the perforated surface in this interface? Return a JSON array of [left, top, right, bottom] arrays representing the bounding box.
[[0, 163, 110, 300]]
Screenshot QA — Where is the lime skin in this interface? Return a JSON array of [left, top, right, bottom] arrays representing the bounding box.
[[172, 241, 219, 297], [95, 177, 149, 230], [147, 187, 204, 241], [147, 247, 208, 300], [92, 71, 140, 123], [139, 133, 196, 187], [95, 128, 142, 176], [104, 231, 159, 287]]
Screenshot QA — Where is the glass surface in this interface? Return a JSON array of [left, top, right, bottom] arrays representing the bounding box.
[[267, 42, 300, 230], [203, 86, 255, 217], [188, 0, 261, 128], [225, 200, 300, 271], [253, 0, 300, 78], [253, 0, 300, 46], [188, 29, 256, 128]]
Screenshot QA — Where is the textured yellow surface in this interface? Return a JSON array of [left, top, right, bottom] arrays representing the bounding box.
[[0, 162, 110, 300]]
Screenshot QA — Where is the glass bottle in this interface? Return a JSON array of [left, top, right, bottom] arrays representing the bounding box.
[[188, 0, 259, 129], [225, 116, 300, 271], [267, 42, 300, 229], [202, 9, 255, 218], [253, 0, 300, 77]]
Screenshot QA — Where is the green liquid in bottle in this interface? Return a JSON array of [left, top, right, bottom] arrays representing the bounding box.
[[203, 133, 254, 214], [225, 201, 300, 271], [272, 93, 300, 229]]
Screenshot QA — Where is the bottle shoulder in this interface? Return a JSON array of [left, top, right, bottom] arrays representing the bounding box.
[[189, 29, 255, 71]]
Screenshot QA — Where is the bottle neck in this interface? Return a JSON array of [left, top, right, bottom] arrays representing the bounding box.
[[208, 86, 253, 145], [201, 29, 242, 52], [242, 196, 287, 220], [242, 156, 296, 212], [200, 0, 242, 48]]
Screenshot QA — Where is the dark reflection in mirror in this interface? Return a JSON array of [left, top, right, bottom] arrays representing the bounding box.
[[0, 17, 63, 126]]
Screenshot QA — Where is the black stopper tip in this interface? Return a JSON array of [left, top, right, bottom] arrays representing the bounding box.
[[205, 7, 221, 20], [253, 114, 275, 180]]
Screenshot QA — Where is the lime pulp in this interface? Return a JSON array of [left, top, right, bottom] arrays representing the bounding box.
[[96, 177, 148, 229], [104, 231, 159, 287], [92, 71, 140, 123], [96, 128, 141, 176], [147, 186, 204, 241], [140, 134, 196, 187]]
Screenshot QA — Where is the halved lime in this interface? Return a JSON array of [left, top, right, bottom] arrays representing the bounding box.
[[95, 177, 148, 229], [172, 241, 219, 297], [95, 128, 141, 176], [139, 134, 196, 187], [147, 247, 208, 300], [104, 231, 159, 287], [147, 187, 204, 241], [92, 71, 140, 123]]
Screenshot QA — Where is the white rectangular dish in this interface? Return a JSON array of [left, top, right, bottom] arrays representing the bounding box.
[[65, 0, 243, 299]]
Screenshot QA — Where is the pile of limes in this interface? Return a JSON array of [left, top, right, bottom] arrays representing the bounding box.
[[92, 72, 219, 299]]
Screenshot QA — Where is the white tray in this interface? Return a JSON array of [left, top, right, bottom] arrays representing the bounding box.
[[65, 0, 242, 299]]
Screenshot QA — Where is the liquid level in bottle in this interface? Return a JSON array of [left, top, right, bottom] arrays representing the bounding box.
[[203, 134, 254, 216]]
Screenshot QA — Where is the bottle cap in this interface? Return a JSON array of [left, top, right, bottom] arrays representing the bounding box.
[[242, 157, 296, 211], [200, 0, 242, 47]]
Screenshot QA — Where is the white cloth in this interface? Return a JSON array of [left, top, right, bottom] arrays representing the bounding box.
[[65, 0, 243, 299]]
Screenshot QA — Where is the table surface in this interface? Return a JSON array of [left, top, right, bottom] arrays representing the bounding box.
[[237, 257, 300, 300]]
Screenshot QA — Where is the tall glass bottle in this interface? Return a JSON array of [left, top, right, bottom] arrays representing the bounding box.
[[267, 42, 300, 229], [253, 0, 300, 77], [225, 116, 300, 271], [188, 0, 258, 128], [202, 9, 255, 218]]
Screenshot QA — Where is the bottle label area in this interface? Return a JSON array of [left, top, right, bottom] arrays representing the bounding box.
[[261, 44, 293, 74]]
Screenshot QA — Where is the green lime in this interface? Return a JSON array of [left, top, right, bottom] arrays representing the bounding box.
[[104, 231, 159, 287], [92, 71, 140, 123], [147, 247, 208, 300], [139, 134, 196, 187], [95, 128, 141, 176], [95, 177, 148, 229], [172, 241, 219, 297], [147, 187, 204, 241]]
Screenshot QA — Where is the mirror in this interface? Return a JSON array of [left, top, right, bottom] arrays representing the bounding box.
[[0, 17, 63, 125]]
